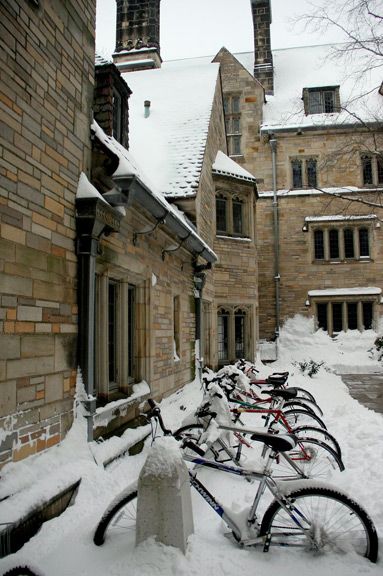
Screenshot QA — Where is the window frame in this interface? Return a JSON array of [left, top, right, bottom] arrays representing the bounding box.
[[290, 157, 318, 189], [223, 93, 242, 157], [303, 86, 340, 115], [217, 305, 251, 365], [215, 190, 249, 239], [314, 298, 376, 335], [307, 219, 374, 263], [95, 275, 137, 399], [361, 153, 383, 187]]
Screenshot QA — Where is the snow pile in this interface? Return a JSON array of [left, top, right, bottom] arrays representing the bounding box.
[[140, 437, 183, 479], [274, 314, 382, 374], [0, 318, 382, 576]]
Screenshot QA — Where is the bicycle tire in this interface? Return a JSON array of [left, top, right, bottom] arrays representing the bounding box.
[[271, 437, 344, 479], [281, 408, 327, 430], [2, 568, 39, 576], [93, 488, 138, 545], [260, 486, 378, 562], [293, 425, 342, 459], [284, 399, 323, 418], [291, 386, 317, 404]]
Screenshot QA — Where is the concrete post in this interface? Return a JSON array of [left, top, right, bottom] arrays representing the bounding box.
[[136, 437, 194, 553]]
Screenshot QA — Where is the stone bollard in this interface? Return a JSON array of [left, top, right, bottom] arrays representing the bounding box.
[[136, 436, 194, 553]]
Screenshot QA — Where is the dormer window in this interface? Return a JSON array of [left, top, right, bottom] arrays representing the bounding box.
[[303, 86, 340, 115]]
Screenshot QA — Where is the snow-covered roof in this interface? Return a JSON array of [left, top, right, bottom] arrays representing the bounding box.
[[122, 57, 220, 198], [236, 44, 381, 131], [308, 287, 382, 297], [212, 150, 257, 184], [90, 120, 217, 262]]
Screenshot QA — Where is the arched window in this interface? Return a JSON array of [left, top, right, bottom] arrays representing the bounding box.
[[234, 308, 246, 358], [217, 308, 229, 362]]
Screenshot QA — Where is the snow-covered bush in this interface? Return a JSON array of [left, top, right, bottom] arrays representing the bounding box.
[[293, 359, 324, 378]]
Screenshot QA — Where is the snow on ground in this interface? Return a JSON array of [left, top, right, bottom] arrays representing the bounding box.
[[1, 316, 383, 576]]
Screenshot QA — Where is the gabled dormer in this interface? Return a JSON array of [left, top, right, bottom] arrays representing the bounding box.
[[302, 85, 341, 115]]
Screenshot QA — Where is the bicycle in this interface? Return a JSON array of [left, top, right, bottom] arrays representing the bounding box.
[[197, 375, 343, 466], [93, 399, 378, 562]]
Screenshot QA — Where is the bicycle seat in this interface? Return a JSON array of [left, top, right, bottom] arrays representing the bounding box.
[[250, 431, 296, 452], [266, 374, 288, 386], [262, 388, 297, 400]]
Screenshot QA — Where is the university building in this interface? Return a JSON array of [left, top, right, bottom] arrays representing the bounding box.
[[0, 0, 381, 466]]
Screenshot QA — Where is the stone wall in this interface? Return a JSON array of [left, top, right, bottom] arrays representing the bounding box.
[[257, 191, 383, 339], [0, 0, 96, 466]]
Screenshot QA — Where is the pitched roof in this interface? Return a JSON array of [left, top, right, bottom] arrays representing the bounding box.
[[121, 57, 220, 198], [236, 44, 382, 131], [212, 150, 257, 184]]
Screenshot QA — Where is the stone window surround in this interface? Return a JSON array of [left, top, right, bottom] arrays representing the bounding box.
[[95, 273, 136, 399], [310, 295, 379, 335], [360, 152, 383, 187], [223, 93, 242, 157], [304, 216, 376, 263], [215, 189, 250, 239], [217, 305, 252, 364], [302, 85, 341, 115], [290, 156, 318, 189]]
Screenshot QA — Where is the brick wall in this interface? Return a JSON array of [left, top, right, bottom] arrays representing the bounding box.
[[0, 0, 96, 466]]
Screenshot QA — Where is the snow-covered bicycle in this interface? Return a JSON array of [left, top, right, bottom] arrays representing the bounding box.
[[93, 399, 378, 562]]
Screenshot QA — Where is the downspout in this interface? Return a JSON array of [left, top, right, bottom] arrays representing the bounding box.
[[270, 138, 280, 355], [76, 196, 123, 442], [193, 264, 211, 383]]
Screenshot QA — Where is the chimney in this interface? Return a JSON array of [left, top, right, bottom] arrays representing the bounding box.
[[251, 0, 274, 94], [113, 0, 162, 73]]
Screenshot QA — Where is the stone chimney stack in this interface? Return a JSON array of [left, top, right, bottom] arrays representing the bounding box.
[[251, 0, 273, 94], [113, 0, 162, 73]]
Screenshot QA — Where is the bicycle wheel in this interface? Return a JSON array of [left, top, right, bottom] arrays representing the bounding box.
[[2, 569, 39, 576], [293, 425, 342, 459], [281, 408, 327, 430], [174, 423, 242, 464], [284, 399, 323, 418], [93, 488, 138, 545], [271, 438, 344, 479], [260, 486, 378, 562], [291, 386, 317, 404]]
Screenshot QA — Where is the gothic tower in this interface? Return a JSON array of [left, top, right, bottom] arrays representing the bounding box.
[[113, 0, 162, 72], [251, 0, 274, 94]]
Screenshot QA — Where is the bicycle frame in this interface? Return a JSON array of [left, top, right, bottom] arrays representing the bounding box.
[[182, 445, 310, 547]]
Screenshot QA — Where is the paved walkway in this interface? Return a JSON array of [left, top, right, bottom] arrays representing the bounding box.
[[341, 373, 383, 414]]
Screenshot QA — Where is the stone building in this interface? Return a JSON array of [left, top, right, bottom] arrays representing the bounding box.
[[0, 0, 95, 465], [1, 0, 381, 467]]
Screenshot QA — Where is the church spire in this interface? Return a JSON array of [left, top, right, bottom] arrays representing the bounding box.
[[113, 0, 162, 72]]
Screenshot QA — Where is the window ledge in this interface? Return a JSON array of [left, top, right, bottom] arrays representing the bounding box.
[[313, 258, 371, 264], [216, 234, 252, 242]]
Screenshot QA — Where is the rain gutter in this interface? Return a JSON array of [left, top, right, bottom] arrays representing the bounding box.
[[114, 173, 217, 264]]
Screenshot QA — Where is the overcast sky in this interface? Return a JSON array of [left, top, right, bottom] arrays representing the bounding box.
[[95, 0, 345, 61]]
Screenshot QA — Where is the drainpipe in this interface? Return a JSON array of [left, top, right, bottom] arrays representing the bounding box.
[[193, 265, 210, 383], [76, 196, 123, 442], [270, 138, 280, 355]]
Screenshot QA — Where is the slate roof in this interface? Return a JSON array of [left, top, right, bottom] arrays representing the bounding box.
[[121, 57, 220, 198], [235, 44, 382, 131]]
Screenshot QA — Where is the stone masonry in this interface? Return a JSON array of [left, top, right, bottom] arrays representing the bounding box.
[[0, 0, 96, 467]]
